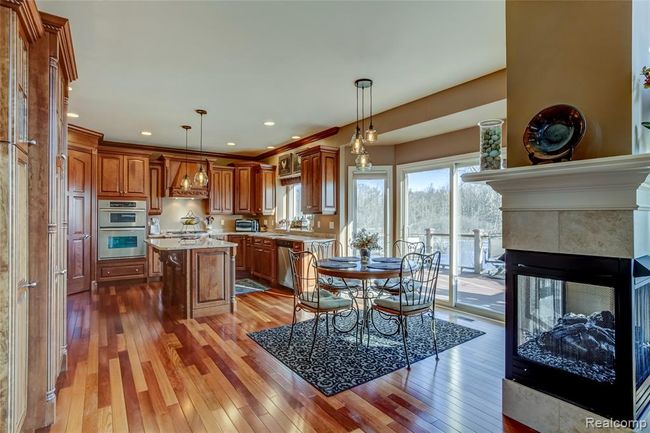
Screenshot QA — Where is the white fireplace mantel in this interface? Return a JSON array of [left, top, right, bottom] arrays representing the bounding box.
[[462, 153, 650, 212]]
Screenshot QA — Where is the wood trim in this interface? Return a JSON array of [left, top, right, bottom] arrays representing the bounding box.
[[69, 123, 103, 141], [39, 11, 77, 81], [279, 175, 301, 186], [102, 140, 258, 161], [255, 127, 339, 160], [0, 0, 44, 43]]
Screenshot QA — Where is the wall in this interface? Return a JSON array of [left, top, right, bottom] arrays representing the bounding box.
[[506, 0, 633, 167], [633, 0, 650, 154]]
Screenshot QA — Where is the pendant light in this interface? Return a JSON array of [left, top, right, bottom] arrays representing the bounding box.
[[193, 109, 209, 188], [352, 78, 374, 170], [180, 125, 192, 192], [365, 83, 378, 142]]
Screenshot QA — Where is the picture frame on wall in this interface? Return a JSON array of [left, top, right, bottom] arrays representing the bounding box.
[[278, 154, 292, 177], [292, 153, 301, 174]]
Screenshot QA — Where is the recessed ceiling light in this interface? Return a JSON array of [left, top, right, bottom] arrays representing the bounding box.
[[266, 146, 275, 149], [67, 112, 79, 118], [68, 86, 72, 91], [263, 121, 275, 126], [226, 142, 236, 146], [291, 135, 301, 140], [141, 131, 152, 136]]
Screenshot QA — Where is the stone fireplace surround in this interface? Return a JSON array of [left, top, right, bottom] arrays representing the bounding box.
[[463, 154, 650, 433]]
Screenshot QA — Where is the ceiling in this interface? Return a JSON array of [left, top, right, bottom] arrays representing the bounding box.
[[38, 1, 506, 155]]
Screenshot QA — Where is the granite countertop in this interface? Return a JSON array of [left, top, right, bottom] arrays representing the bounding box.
[[145, 237, 238, 251], [149, 231, 335, 243]]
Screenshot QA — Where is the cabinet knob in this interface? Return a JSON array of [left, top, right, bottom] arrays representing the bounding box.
[[20, 281, 37, 289]]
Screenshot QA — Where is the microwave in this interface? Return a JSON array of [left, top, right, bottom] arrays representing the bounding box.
[[235, 219, 259, 232]]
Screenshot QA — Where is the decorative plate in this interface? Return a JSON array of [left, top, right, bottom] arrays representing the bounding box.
[[523, 104, 586, 164], [371, 257, 402, 263], [318, 261, 357, 269], [329, 256, 361, 262]]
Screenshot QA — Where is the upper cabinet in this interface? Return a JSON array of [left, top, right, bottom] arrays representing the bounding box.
[[161, 155, 208, 199], [148, 160, 163, 215], [297, 145, 338, 215], [98, 152, 149, 198], [231, 162, 276, 215], [208, 164, 234, 215]]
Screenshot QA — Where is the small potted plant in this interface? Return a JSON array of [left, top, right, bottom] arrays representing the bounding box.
[[350, 229, 381, 264]]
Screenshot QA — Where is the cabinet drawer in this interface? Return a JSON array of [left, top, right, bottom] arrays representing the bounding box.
[[263, 239, 273, 246], [253, 237, 264, 245], [98, 259, 146, 281]]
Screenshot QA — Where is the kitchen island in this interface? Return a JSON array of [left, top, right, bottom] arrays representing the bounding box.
[[146, 237, 238, 318]]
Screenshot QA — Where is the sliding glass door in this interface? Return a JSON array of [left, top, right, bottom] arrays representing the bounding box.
[[398, 156, 504, 318]]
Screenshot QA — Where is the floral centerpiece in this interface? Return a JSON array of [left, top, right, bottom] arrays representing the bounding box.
[[350, 229, 381, 264], [642, 67, 650, 130]]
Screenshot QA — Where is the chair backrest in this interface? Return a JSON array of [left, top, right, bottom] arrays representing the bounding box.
[[393, 239, 425, 257], [398, 251, 442, 310], [310, 240, 343, 260], [288, 250, 322, 306]]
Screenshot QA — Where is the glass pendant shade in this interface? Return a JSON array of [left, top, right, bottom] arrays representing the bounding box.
[[180, 174, 192, 191], [194, 166, 208, 188], [355, 151, 372, 171], [350, 129, 366, 155], [365, 126, 378, 143]]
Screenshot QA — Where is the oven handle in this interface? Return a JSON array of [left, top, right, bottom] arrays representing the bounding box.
[[99, 227, 146, 232], [99, 209, 146, 212]]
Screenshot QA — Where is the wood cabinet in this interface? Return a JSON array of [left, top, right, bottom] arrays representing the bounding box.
[[148, 161, 163, 215], [245, 235, 253, 272], [231, 162, 276, 215], [298, 146, 338, 215], [162, 155, 209, 199], [226, 235, 247, 271], [98, 152, 149, 198], [148, 245, 162, 278], [250, 237, 277, 283], [208, 164, 234, 215], [97, 258, 146, 282]]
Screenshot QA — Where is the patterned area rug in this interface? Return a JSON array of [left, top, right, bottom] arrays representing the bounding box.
[[248, 313, 484, 396], [235, 278, 270, 296]]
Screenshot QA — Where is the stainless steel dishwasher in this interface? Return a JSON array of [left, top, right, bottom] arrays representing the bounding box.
[[276, 239, 294, 289]]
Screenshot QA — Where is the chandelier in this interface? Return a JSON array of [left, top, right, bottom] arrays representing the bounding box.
[[350, 78, 377, 170]]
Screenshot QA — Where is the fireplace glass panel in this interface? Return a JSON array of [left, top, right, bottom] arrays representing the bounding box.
[[516, 275, 615, 384], [635, 280, 650, 388]]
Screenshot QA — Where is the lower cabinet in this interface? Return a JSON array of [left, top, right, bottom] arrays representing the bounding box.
[[245, 236, 253, 272], [251, 238, 277, 284], [148, 245, 162, 278], [97, 258, 147, 282], [226, 235, 247, 271]]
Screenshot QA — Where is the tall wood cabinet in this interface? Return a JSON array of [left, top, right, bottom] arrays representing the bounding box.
[[208, 163, 234, 214], [0, 5, 80, 432], [298, 145, 338, 215], [67, 125, 101, 295], [98, 151, 148, 198], [231, 162, 276, 215], [148, 160, 163, 214]]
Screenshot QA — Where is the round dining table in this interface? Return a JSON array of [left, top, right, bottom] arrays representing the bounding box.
[[316, 259, 402, 344]]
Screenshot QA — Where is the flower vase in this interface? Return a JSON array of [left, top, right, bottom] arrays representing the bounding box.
[[360, 248, 370, 264]]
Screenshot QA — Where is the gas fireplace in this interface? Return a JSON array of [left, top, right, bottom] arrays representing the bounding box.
[[506, 250, 650, 421]]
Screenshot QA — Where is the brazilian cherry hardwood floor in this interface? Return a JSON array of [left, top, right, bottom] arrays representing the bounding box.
[[41, 282, 534, 433]]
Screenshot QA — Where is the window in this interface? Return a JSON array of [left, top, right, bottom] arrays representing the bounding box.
[[287, 183, 302, 221]]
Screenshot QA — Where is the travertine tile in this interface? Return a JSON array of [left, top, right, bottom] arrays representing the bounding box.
[[502, 211, 559, 252], [558, 210, 633, 258]]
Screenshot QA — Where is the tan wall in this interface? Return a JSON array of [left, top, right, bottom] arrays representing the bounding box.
[[506, 0, 633, 167]]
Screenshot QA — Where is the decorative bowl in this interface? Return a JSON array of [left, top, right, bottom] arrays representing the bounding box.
[[523, 104, 586, 164]]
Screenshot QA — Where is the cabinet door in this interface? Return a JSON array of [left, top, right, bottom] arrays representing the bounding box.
[[245, 236, 253, 271], [221, 169, 234, 214], [98, 153, 123, 197], [234, 167, 252, 214], [322, 151, 337, 214], [67, 149, 92, 294], [192, 249, 228, 308], [261, 169, 276, 215], [301, 155, 312, 213], [148, 163, 162, 215], [208, 169, 223, 214], [311, 154, 322, 213], [148, 245, 162, 277], [123, 155, 148, 197], [227, 235, 246, 270]]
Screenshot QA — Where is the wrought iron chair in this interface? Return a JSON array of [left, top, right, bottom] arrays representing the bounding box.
[[373, 240, 426, 293], [287, 250, 358, 359], [311, 240, 361, 294], [370, 251, 442, 368]]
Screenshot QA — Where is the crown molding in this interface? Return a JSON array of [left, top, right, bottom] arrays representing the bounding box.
[[101, 140, 258, 161], [1, 0, 43, 43], [255, 127, 340, 160], [68, 123, 104, 140], [40, 11, 78, 82]]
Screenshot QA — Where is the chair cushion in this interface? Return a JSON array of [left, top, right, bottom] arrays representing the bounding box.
[[319, 276, 361, 289], [300, 290, 353, 310], [374, 293, 432, 313], [372, 277, 401, 289]]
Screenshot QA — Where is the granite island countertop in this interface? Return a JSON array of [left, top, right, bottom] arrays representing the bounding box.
[[149, 231, 335, 243], [145, 237, 238, 251]]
